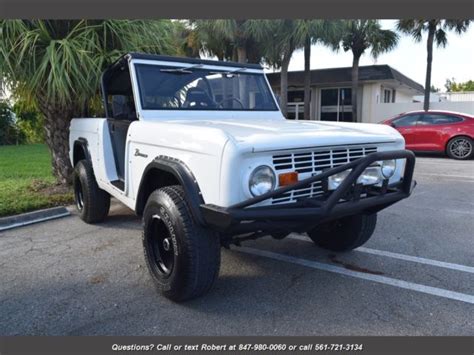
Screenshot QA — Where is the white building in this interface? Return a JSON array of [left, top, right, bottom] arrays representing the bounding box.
[[267, 65, 424, 123], [413, 91, 474, 102]]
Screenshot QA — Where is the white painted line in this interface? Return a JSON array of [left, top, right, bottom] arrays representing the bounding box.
[[288, 234, 474, 274], [394, 205, 474, 215], [420, 179, 474, 183], [356, 247, 474, 274], [236, 246, 474, 305], [417, 160, 473, 165], [415, 172, 474, 180]]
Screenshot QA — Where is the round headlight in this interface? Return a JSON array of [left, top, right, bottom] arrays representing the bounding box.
[[328, 169, 351, 190], [249, 165, 276, 197], [381, 159, 396, 179], [357, 167, 382, 186]]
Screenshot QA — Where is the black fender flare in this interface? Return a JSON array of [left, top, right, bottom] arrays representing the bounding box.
[[135, 156, 206, 226], [73, 137, 91, 165]]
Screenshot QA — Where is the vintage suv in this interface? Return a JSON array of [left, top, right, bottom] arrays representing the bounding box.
[[69, 53, 416, 301]]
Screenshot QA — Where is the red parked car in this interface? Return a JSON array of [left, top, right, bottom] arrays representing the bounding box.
[[381, 110, 474, 160]]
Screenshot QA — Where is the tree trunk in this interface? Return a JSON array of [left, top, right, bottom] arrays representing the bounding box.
[[237, 46, 247, 63], [236, 46, 249, 107], [37, 95, 75, 185], [351, 54, 360, 122], [82, 98, 90, 117], [424, 24, 435, 111], [303, 35, 311, 120], [280, 54, 291, 118]]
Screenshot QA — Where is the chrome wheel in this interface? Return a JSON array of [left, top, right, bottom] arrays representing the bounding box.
[[449, 138, 472, 159]]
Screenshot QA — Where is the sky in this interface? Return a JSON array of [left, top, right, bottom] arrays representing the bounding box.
[[276, 20, 474, 91]]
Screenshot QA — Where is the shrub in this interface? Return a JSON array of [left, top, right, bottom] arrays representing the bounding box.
[[0, 100, 25, 145]]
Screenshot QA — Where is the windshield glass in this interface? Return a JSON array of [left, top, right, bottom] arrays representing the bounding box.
[[135, 64, 278, 111]]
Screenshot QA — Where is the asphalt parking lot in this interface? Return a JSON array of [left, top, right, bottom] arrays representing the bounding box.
[[1, 156, 473, 336]]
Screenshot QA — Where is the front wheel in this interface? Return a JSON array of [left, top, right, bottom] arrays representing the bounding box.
[[446, 136, 473, 160], [142, 185, 221, 302], [307, 214, 377, 252]]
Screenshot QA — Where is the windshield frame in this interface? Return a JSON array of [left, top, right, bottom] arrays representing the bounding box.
[[130, 59, 280, 115]]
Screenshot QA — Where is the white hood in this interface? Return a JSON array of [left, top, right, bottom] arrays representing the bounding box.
[[169, 117, 404, 152]]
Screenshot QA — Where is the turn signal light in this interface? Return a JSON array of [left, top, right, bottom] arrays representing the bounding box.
[[278, 172, 298, 186]]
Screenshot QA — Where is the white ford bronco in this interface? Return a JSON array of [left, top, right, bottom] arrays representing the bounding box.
[[69, 53, 416, 301]]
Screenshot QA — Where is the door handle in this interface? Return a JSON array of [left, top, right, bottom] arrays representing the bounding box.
[[134, 149, 148, 158]]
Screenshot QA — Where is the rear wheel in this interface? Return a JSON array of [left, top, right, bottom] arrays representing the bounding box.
[[142, 185, 221, 302], [446, 136, 473, 160], [73, 160, 110, 223], [307, 214, 377, 252]]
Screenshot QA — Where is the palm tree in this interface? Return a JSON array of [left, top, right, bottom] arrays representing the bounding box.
[[340, 20, 398, 122], [173, 21, 202, 59], [251, 20, 303, 118], [397, 19, 471, 111], [214, 20, 249, 63], [191, 20, 234, 61], [0, 20, 175, 184], [194, 20, 264, 63], [193, 20, 268, 109], [296, 20, 342, 120]]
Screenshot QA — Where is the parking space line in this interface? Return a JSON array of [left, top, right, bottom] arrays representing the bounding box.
[[415, 172, 474, 180], [390, 204, 474, 215], [356, 247, 474, 273], [416, 159, 474, 164], [288, 234, 474, 273], [235, 246, 474, 305], [416, 160, 473, 165]]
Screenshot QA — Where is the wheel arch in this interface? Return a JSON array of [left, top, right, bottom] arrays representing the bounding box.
[[135, 156, 206, 225], [73, 138, 91, 166]]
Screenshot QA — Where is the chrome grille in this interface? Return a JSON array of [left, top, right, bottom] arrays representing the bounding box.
[[271, 145, 378, 204]]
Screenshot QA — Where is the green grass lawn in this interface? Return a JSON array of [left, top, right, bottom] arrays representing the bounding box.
[[0, 144, 73, 217]]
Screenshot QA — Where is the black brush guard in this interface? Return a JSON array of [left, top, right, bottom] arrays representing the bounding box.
[[200, 150, 416, 234]]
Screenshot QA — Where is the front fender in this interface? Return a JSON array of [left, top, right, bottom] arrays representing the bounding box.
[[135, 156, 206, 225]]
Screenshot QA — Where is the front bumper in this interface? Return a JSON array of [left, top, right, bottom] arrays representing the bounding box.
[[200, 150, 416, 234]]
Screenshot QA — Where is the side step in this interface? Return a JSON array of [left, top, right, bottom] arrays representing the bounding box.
[[110, 180, 125, 191]]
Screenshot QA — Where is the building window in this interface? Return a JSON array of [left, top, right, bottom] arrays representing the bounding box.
[[392, 89, 396, 103], [320, 88, 353, 122], [383, 89, 392, 103], [287, 90, 309, 120], [288, 90, 305, 103]]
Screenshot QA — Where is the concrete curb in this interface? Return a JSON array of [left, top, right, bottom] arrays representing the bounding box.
[[0, 206, 71, 232]]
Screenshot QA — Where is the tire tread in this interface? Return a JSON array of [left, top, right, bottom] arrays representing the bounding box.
[[74, 160, 110, 223], [308, 214, 377, 252], [143, 185, 220, 302]]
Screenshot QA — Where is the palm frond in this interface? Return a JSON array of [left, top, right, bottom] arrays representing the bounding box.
[[340, 20, 398, 59], [0, 19, 177, 107]]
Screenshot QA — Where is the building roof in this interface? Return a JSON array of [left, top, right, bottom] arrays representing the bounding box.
[[266, 65, 424, 93]]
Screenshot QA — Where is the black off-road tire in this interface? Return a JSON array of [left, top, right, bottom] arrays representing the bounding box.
[[307, 214, 377, 252], [142, 185, 221, 302], [446, 136, 473, 160], [73, 160, 110, 223]]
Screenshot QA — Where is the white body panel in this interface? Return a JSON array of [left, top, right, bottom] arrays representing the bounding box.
[[69, 56, 406, 211], [70, 116, 405, 209]]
